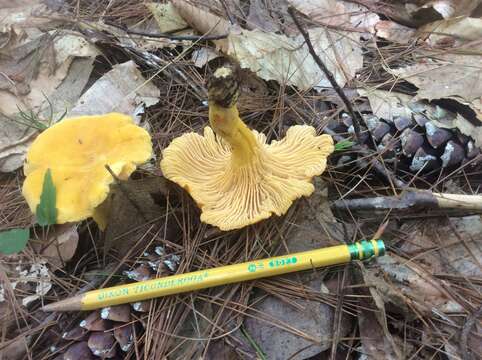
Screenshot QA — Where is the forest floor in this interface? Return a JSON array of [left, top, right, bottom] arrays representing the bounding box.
[[0, 1, 481, 359]]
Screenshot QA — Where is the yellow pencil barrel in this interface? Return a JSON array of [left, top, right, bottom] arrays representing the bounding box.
[[80, 240, 385, 310]]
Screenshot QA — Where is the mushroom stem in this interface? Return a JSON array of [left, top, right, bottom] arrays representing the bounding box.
[[209, 103, 260, 167], [207, 65, 261, 167]]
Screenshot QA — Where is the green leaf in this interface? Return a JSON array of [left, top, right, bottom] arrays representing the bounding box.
[[36, 169, 57, 226], [0, 228, 30, 255], [335, 139, 355, 151]]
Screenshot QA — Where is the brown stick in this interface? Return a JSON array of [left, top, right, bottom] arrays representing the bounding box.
[[287, 6, 364, 144], [432, 193, 482, 211], [103, 20, 229, 41], [333, 191, 482, 215]]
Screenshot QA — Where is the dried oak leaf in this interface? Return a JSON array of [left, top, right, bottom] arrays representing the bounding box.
[[172, 0, 363, 89]]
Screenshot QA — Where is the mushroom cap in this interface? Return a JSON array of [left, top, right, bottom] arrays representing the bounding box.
[[22, 113, 152, 224], [160, 125, 333, 230]]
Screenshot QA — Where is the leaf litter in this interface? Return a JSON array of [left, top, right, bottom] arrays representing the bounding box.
[[67, 60, 160, 122], [173, 0, 364, 89], [0, 2, 99, 172], [1, 0, 482, 359]]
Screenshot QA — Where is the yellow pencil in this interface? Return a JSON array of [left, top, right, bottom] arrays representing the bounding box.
[[42, 239, 385, 311]]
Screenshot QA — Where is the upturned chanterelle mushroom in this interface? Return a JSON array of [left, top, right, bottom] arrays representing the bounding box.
[[161, 65, 334, 231]]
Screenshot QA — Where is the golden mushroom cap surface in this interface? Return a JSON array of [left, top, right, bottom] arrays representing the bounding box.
[[161, 125, 334, 231], [22, 113, 152, 224]]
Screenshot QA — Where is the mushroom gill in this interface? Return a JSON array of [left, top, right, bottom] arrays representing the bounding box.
[[160, 65, 334, 231]]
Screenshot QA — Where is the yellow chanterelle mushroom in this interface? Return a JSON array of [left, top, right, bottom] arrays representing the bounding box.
[[160, 65, 334, 231], [22, 113, 152, 225]]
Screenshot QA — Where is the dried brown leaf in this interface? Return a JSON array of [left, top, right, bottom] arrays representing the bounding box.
[[356, 270, 403, 360], [407, 0, 482, 21], [146, 2, 188, 33], [171, 0, 231, 38], [375, 21, 417, 44], [365, 254, 463, 318], [247, 0, 289, 32], [102, 177, 171, 254], [389, 19, 482, 119], [32, 223, 79, 268], [0, 335, 30, 360], [0, 1, 58, 32], [390, 51, 482, 120], [175, 0, 362, 89], [288, 0, 380, 33], [400, 216, 482, 278], [67, 60, 160, 121], [288, 0, 346, 25], [0, 116, 37, 172], [0, 29, 98, 172], [418, 17, 482, 46], [0, 32, 99, 116], [243, 274, 351, 360], [357, 89, 414, 121]]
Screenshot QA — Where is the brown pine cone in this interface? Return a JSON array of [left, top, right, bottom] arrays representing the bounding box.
[[329, 105, 481, 174]]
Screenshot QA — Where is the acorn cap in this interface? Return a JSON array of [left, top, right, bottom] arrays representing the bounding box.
[[22, 113, 152, 226]]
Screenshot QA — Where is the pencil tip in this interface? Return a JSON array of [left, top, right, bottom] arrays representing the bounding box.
[[42, 294, 83, 312]]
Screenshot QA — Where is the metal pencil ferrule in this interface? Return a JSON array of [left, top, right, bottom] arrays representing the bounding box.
[[348, 239, 385, 261]]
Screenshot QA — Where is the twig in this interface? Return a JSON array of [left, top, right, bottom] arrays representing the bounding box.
[[287, 7, 364, 144], [332, 191, 482, 218], [219, 0, 236, 25], [288, 7, 407, 189], [460, 305, 482, 360], [104, 20, 229, 41]]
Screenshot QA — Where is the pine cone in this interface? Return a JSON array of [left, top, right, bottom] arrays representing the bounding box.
[[53, 248, 181, 359], [329, 106, 481, 174]]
